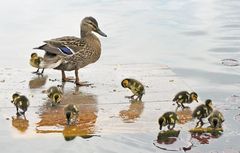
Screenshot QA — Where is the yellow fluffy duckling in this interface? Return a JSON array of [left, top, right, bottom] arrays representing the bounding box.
[[173, 91, 198, 108], [121, 78, 145, 101], [208, 110, 224, 128], [64, 104, 79, 125], [192, 99, 213, 128], [30, 52, 44, 75], [11, 93, 30, 117], [158, 111, 179, 130], [47, 86, 63, 106]]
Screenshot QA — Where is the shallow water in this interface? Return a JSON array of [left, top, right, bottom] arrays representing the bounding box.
[[0, 0, 240, 152]]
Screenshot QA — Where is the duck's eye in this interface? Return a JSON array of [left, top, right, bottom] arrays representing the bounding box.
[[88, 22, 97, 30]]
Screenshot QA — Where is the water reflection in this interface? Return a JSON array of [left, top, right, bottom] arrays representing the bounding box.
[[119, 100, 144, 123], [157, 130, 180, 145], [36, 85, 98, 141], [11, 116, 29, 133], [190, 131, 222, 144], [175, 107, 193, 124], [29, 75, 48, 89], [154, 130, 193, 152]]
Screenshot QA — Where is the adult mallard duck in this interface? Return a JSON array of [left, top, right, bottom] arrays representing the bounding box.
[[34, 16, 107, 86], [173, 91, 198, 108]]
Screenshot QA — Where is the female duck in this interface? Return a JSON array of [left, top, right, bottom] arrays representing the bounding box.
[[34, 17, 107, 86]]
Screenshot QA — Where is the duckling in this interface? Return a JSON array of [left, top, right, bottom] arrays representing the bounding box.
[[192, 99, 213, 128], [121, 78, 145, 101], [173, 91, 198, 108], [30, 52, 44, 75], [11, 93, 30, 117], [47, 86, 63, 106], [158, 112, 178, 130], [64, 104, 79, 125], [208, 110, 224, 128]]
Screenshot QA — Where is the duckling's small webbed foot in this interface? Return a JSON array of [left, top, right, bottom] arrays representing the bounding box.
[[125, 95, 135, 99], [32, 68, 39, 74]]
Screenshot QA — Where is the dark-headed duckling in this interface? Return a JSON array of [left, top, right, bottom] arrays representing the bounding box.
[[158, 112, 178, 130], [47, 86, 63, 106], [11, 93, 30, 117], [30, 52, 44, 75], [208, 110, 224, 128], [121, 78, 145, 101], [192, 99, 213, 128], [64, 104, 79, 125], [173, 91, 198, 108]]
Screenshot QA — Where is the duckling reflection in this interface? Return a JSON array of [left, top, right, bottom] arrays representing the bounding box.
[[190, 131, 222, 145], [36, 86, 98, 140], [28, 75, 47, 89], [63, 125, 94, 141], [119, 99, 144, 122], [12, 116, 29, 133], [175, 107, 193, 124], [157, 130, 180, 145]]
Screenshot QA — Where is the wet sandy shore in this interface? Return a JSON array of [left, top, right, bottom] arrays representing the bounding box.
[[0, 63, 239, 153]]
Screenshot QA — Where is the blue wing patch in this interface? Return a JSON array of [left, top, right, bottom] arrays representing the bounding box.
[[58, 46, 74, 55]]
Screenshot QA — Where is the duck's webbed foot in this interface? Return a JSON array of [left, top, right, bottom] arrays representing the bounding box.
[[75, 81, 92, 87]]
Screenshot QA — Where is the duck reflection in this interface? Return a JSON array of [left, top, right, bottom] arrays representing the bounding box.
[[190, 132, 222, 144], [119, 99, 144, 122], [12, 116, 29, 133], [157, 130, 180, 145], [29, 75, 48, 89], [36, 85, 98, 141], [175, 107, 193, 124], [190, 128, 223, 144]]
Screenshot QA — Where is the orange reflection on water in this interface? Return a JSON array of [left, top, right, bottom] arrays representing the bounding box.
[[119, 100, 144, 122], [176, 107, 193, 124], [36, 87, 98, 140], [12, 116, 29, 133]]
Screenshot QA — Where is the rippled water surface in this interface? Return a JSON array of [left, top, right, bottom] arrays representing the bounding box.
[[0, 0, 240, 153]]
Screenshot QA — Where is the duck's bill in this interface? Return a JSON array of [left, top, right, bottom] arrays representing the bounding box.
[[96, 28, 107, 37], [196, 99, 199, 102]]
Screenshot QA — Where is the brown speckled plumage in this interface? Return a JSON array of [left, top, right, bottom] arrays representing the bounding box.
[[34, 16, 107, 85]]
